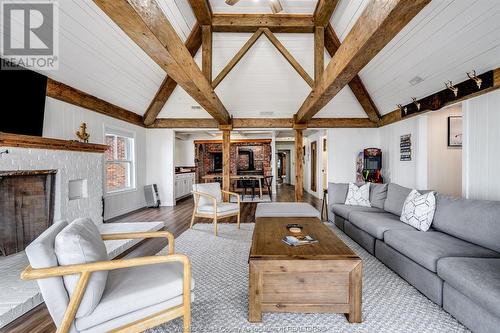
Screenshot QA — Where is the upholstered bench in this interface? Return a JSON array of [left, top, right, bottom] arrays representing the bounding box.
[[255, 202, 321, 219]]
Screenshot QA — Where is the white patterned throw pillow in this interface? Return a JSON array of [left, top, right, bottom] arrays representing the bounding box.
[[344, 183, 371, 207], [400, 190, 436, 231]]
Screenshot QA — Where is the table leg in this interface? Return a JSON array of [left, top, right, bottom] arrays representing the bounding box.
[[248, 261, 262, 322], [258, 179, 262, 198], [346, 261, 362, 323]]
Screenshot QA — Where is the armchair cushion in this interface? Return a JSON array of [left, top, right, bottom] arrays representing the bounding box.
[[75, 262, 195, 331], [55, 218, 109, 318], [193, 182, 222, 206], [198, 202, 239, 215]]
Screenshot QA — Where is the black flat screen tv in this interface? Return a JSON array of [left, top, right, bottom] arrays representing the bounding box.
[[1, 60, 47, 136]]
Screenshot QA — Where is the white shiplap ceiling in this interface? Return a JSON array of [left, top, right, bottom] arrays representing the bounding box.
[[3, 0, 499, 120]]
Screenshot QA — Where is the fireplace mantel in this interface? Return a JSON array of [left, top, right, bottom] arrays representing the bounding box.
[[0, 169, 57, 177], [0, 132, 108, 153]]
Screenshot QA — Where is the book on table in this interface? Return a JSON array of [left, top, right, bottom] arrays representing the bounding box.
[[282, 235, 318, 246]]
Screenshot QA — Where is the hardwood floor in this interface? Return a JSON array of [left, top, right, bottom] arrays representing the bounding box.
[[2, 184, 322, 333]]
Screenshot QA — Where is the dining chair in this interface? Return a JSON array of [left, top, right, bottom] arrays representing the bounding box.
[[21, 218, 193, 333], [191, 182, 240, 236], [263, 175, 274, 200]]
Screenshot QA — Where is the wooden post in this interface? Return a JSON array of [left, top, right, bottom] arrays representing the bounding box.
[[222, 129, 231, 201], [202, 25, 212, 81], [314, 26, 324, 83], [294, 129, 303, 202]]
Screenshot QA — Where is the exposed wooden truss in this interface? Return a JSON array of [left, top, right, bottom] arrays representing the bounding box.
[[46, 78, 144, 127], [212, 14, 315, 33], [294, 128, 304, 201], [295, 0, 431, 123], [202, 25, 213, 81], [314, 26, 325, 83], [148, 118, 377, 129], [213, 28, 313, 89], [313, 0, 340, 27], [187, 0, 212, 25], [324, 24, 380, 122], [143, 24, 202, 126], [93, 0, 230, 124]]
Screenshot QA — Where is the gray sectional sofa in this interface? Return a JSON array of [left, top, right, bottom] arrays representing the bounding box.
[[328, 182, 500, 333]]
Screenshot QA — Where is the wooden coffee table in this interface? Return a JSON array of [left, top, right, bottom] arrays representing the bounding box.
[[248, 217, 362, 323]]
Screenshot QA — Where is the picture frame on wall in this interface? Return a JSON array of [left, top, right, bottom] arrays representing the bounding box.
[[448, 116, 463, 147]]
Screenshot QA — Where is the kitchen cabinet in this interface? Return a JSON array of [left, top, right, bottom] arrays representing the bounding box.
[[175, 172, 195, 200]]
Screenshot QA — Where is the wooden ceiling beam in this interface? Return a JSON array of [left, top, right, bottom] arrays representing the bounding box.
[[212, 14, 315, 33], [46, 78, 144, 127], [149, 118, 377, 128], [295, 0, 430, 123], [262, 28, 314, 88], [187, 0, 212, 25], [202, 25, 212, 81], [314, 26, 325, 83], [324, 24, 380, 122], [313, 0, 340, 27], [93, 0, 230, 124], [212, 29, 264, 89], [143, 24, 202, 126]]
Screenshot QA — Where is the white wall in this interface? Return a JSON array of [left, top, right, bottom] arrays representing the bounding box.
[[463, 90, 500, 200], [175, 138, 195, 166], [427, 104, 462, 196], [379, 116, 428, 189], [304, 131, 326, 198], [147, 129, 176, 206], [275, 141, 295, 185], [42, 97, 148, 220], [327, 128, 380, 183]]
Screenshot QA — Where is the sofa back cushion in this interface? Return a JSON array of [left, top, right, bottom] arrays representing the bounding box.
[[328, 182, 388, 209], [370, 183, 388, 209], [55, 218, 109, 318], [433, 195, 500, 253], [384, 183, 413, 216]]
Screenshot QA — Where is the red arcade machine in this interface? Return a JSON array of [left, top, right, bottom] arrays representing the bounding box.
[[363, 148, 383, 183]]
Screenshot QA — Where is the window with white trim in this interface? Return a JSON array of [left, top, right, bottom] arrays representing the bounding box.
[[104, 129, 135, 193]]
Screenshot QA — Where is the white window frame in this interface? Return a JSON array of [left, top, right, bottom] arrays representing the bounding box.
[[104, 127, 136, 195]]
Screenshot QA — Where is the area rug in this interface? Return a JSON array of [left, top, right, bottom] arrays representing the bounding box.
[[230, 194, 271, 203], [149, 223, 469, 333]]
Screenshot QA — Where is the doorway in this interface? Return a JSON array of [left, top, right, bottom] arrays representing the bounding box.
[[276, 150, 291, 184], [310, 141, 317, 192]]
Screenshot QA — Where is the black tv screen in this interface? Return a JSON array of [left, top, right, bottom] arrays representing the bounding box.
[[1, 60, 47, 136]]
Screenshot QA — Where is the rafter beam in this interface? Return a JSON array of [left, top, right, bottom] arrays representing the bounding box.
[[46, 78, 144, 127], [93, 0, 230, 124], [212, 29, 264, 89], [262, 28, 314, 88], [187, 0, 212, 25], [313, 0, 339, 27], [314, 26, 324, 83], [143, 24, 202, 126], [202, 25, 212, 81], [149, 118, 377, 128], [212, 14, 315, 33], [324, 24, 380, 122], [296, 0, 430, 123]]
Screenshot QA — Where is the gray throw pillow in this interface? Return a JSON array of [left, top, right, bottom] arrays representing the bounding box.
[[328, 183, 349, 204], [55, 218, 108, 318], [370, 183, 388, 209]]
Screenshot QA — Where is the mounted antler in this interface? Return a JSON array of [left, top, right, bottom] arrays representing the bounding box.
[[225, 0, 283, 13]]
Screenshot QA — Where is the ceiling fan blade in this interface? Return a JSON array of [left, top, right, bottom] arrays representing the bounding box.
[[268, 0, 283, 14], [225, 0, 241, 5]]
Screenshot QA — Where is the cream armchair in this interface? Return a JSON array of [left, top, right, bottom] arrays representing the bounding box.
[[191, 182, 240, 236], [21, 219, 192, 333]]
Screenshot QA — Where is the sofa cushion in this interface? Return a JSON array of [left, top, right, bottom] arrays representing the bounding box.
[[370, 183, 388, 209], [437, 257, 500, 318], [384, 183, 413, 216], [192, 182, 222, 206], [384, 230, 500, 272], [328, 183, 349, 204], [345, 183, 371, 207], [331, 204, 384, 220], [255, 202, 320, 218], [55, 218, 109, 318], [433, 195, 500, 253], [198, 202, 239, 215], [400, 190, 436, 231], [349, 212, 416, 240], [76, 262, 195, 331]]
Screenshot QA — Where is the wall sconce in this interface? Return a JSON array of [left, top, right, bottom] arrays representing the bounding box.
[[411, 97, 421, 111], [467, 70, 482, 89], [445, 80, 458, 97], [397, 104, 408, 115]]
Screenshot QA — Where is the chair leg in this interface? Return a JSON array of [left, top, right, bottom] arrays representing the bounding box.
[[183, 313, 191, 333], [213, 216, 218, 236], [237, 212, 241, 229]]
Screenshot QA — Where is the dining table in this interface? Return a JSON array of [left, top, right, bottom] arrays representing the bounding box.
[[201, 174, 265, 198]]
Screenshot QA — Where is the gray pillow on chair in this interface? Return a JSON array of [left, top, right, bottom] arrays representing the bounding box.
[[55, 217, 108, 318]]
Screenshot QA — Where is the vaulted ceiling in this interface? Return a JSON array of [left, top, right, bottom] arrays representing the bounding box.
[[13, 0, 500, 123]]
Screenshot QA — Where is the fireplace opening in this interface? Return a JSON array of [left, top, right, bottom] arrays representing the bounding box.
[[0, 170, 56, 256]]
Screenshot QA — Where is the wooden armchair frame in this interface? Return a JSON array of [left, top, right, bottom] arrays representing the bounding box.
[[21, 231, 191, 333], [190, 190, 240, 236]]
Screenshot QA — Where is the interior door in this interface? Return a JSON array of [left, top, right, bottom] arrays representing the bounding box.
[[311, 141, 317, 192]]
